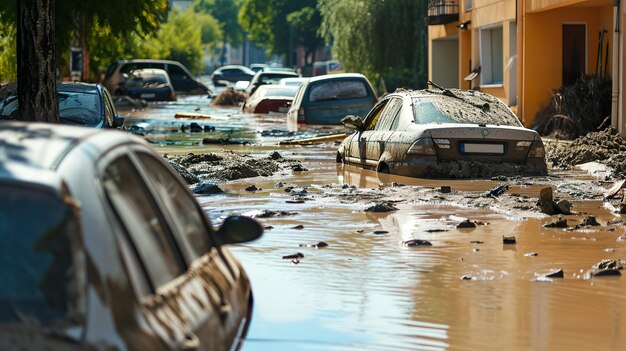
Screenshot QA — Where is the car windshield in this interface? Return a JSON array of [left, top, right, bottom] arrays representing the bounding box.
[[258, 73, 297, 85], [411, 95, 522, 126], [0, 92, 101, 127], [125, 74, 169, 88], [58, 91, 101, 127], [309, 79, 368, 102], [0, 184, 84, 328]]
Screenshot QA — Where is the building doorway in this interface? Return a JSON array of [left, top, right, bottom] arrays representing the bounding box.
[[562, 24, 587, 86], [432, 35, 459, 89]]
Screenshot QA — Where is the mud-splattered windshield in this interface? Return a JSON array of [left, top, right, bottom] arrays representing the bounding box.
[[0, 92, 101, 127], [0, 184, 84, 328], [412, 94, 522, 127]]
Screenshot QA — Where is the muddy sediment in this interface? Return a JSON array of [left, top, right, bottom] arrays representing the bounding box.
[[165, 151, 304, 184], [547, 128, 626, 178], [211, 87, 246, 107]]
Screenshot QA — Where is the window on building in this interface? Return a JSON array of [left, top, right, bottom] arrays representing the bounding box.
[[480, 26, 503, 85], [464, 0, 473, 12]]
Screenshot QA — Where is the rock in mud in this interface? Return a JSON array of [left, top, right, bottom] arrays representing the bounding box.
[[457, 220, 477, 229], [253, 210, 297, 218], [484, 184, 510, 197], [402, 239, 432, 247], [286, 199, 305, 204], [373, 230, 389, 235], [470, 240, 484, 244], [543, 217, 568, 228], [588, 269, 621, 277], [461, 275, 474, 280], [440, 186, 452, 194], [555, 200, 573, 215], [245, 185, 258, 191], [292, 164, 307, 172], [586, 259, 624, 278], [268, 151, 283, 160], [299, 241, 329, 248], [192, 182, 224, 195], [282, 253, 305, 260], [211, 87, 246, 106], [167, 160, 200, 184], [426, 229, 448, 233], [539, 187, 557, 215], [524, 252, 539, 257], [365, 202, 398, 212], [292, 224, 305, 230], [579, 215, 600, 226], [593, 259, 623, 270], [502, 236, 517, 244]]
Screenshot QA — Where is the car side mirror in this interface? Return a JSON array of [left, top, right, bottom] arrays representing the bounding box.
[[216, 215, 263, 245], [114, 115, 125, 128], [122, 73, 129, 80], [341, 115, 363, 130]]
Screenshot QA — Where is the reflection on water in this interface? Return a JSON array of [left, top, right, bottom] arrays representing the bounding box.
[[139, 96, 626, 350]]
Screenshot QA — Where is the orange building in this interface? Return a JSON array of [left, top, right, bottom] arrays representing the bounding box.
[[428, 0, 626, 135]]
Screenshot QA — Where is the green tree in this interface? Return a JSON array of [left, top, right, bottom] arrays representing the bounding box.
[[319, 0, 428, 92], [238, 0, 323, 64], [194, 0, 242, 66], [0, 22, 16, 82]]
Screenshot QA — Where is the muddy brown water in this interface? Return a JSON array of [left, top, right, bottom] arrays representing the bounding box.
[[124, 95, 626, 351]]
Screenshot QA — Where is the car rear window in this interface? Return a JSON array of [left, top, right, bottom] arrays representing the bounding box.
[[258, 73, 298, 85], [0, 184, 84, 327], [308, 79, 369, 102], [411, 95, 522, 127], [125, 74, 169, 88], [58, 92, 101, 127]]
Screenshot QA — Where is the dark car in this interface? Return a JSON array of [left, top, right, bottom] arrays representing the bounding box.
[[0, 122, 262, 350], [124, 68, 176, 102], [336, 88, 548, 178], [103, 59, 210, 96], [287, 73, 377, 125], [242, 85, 299, 114], [245, 69, 300, 97], [0, 82, 124, 128], [211, 65, 255, 86]]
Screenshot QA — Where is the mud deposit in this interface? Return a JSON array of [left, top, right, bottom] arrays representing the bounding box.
[[211, 87, 246, 107], [547, 127, 626, 178], [165, 151, 303, 183], [422, 160, 546, 178]]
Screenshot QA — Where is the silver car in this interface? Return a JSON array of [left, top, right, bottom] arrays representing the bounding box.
[[337, 89, 548, 178], [0, 122, 261, 350]]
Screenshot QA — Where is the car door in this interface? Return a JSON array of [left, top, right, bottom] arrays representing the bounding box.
[[365, 97, 403, 162], [347, 99, 389, 167], [100, 149, 248, 351], [167, 64, 196, 92]]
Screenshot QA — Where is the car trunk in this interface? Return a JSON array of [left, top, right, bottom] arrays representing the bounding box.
[[427, 125, 537, 162]]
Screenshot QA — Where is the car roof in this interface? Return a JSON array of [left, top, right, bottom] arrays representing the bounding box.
[[130, 68, 169, 75], [58, 82, 101, 94], [309, 73, 367, 83], [116, 59, 182, 65]]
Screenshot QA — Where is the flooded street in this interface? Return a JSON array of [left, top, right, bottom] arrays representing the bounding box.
[[123, 94, 626, 351]]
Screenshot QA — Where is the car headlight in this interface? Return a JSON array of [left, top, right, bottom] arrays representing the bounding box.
[[408, 138, 436, 155], [528, 140, 545, 158]]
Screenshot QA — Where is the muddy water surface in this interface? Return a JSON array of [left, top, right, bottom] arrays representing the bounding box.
[[125, 95, 626, 351]]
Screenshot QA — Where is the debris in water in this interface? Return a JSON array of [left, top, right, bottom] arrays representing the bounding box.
[[604, 179, 626, 199], [472, 248, 480, 252], [373, 230, 389, 235], [524, 252, 539, 257], [365, 202, 398, 212], [461, 275, 474, 280], [539, 187, 557, 215], [282, 253, 305, 260], [286, 199, 305, 204], [543, 217, 568, 228], [245, 185, 259, 191], [579, 215, 600, 227], [457, 220, 477, 229], [484, 184, 510, 197], [292, 225, 305, 230], [585, 259, 624, 278], [211, 87, 246, 106], [402, 239, 432, 247], [292, 164, 307, 172], [544, 269, 565, 278], [268, 151, 283, 160], [470, 240, 484, 244], [299, 242, 329, 248], [502, 236, 517, 244], [253, 210, 297, 218], [426, 229, 449, 233], [440, 186, 452, 194], [264, 226, 274, 230], [555, 200, 573, 215], [192, 182, 224, 195]]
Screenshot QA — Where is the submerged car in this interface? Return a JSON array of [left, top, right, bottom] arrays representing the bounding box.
[[287, 73, 377, 125], [245, 69, 300, 97], [336, 88, 548, 178], [0, 82, 124, 128], [242, 85, 299, 114], [123, 68, 176, 101], [211, 65, 255, 86], [0, 122, 262, 350]]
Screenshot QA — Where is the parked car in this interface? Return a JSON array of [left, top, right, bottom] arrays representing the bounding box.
[[249, 63, 269, 73], [0, 122, 262, 350], [287, 73, 377, 125], [211, 65, 256, 86], [234, 80, 251, 91], [0, 82, 124, 128], [279, 77, 310, 87], [123, 68, 176, 101], [242, 85, 299, 114], [245, 69, 300, 97], [103, 59, 210, 96], [336, 88, 548, 178]]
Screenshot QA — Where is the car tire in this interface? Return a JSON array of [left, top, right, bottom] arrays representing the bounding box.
[[378, 162, 390, 174], [336, 151, 345, 164]]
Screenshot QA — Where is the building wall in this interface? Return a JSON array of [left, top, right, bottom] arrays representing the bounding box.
[[521, 5, 613, 126]]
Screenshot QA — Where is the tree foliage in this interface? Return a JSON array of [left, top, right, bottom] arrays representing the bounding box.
[[194, 0, 242, 47], [238, 0, 323, 59], [0, 22, 16, 82], [319, 0, 428, 91]]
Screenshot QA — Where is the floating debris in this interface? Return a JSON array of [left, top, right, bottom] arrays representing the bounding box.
[[502, 236, 517, 244], [402, 239, 432, 247], [299, 242, 329, 248], [543, 217, 568, 228], [484, 184, 510, 197], [457, 220, 477, 229], [292, 224, 305, 230], [440, 186, 452, 194], [245, 185, 259, 192], [192, 182, 224, 195], [282, 253, 305, 260], [524, 252, 539, 257], [373, 230, 389, 235], [365, 202, 398, 212]]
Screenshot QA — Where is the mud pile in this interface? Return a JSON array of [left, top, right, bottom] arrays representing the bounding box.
[[165, 151, 304, 184], [211, 87, 246, 107], [547, 128, 626, 178]]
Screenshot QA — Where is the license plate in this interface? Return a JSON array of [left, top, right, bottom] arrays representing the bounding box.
[[140, 93, 156, 98], [461, 143, 504, 154]]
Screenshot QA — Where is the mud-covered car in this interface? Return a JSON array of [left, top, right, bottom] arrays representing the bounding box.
[[0, 122, 262, 350], [337, 88, 548, 178], [242, 85, 298, 114]]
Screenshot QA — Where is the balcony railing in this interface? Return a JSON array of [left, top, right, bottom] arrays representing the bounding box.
[[427, 0, 460, 25]]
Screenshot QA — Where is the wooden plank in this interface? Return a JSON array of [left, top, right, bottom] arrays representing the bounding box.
[[279, 133, 348, 145], [174, 112, 229, 120]]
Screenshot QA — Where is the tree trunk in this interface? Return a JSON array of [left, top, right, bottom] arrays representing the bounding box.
[[17, 0, 59, 123], [81, 14, 90, 81]]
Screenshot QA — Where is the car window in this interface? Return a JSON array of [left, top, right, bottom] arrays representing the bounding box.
[[136, 152, 212, 259], [102, 155, 186, 289], [120, 62, 163, 75], [102, 92, 114, 127], [58, 91, 101, 127], [258, 73, 297, 85], [375, 98, 402, 131], [308, 79, 368, 102], [222, 69, 240, 75], [168, 64, 189, 80], [412, 95, 523, 126], [362, 99, 389, 131], [126, 73, 169, 88], [0, 184, 84, 327]]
